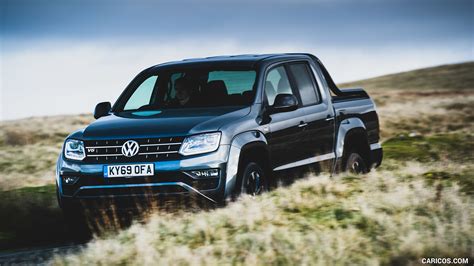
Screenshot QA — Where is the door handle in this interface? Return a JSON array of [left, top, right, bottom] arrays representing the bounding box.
[[298, 122, 308, 128], [325, 116, 334, 121]]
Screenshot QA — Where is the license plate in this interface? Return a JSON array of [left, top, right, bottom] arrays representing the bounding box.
[[104, 164, 154, 178]]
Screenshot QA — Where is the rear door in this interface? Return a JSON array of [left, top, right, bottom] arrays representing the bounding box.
[[286, 61, 336, 169], [263, 64, 307, 170]]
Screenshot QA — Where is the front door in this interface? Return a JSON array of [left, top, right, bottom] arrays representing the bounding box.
[[263, 65, 307, 170]]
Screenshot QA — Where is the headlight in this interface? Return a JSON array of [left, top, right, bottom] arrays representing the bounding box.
[[179, 132, 221, 156], [64, 139, 86, 160]]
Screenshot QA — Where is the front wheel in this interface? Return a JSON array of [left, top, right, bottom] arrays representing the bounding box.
[[237, 162, 268, 197], [59, 196, 92, 240], [343, 151, 368, 174]]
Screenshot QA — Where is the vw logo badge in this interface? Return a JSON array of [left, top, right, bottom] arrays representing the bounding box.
[[121, 140, 139, 157]]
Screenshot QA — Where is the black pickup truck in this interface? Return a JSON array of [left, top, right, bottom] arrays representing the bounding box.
[[56, 53, 382, 210]]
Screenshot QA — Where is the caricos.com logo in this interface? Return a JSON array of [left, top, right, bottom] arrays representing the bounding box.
[[421, 257, 469, 264]]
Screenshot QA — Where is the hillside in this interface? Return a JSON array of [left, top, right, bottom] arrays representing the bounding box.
[[339, 61, 474, 91], [0, 62, 473, 264]]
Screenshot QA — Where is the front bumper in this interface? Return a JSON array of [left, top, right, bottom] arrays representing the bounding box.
[[57, 145, 231, 204]]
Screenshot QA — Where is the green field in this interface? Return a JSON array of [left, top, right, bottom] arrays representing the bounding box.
[[340, 61, 474, 91], [0, 62, 473, 264]]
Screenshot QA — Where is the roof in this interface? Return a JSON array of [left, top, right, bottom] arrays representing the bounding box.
[[149, 53, 315, 70]]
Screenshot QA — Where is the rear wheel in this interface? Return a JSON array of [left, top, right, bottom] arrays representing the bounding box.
[[236, 162, 268, 197], [343, 151, 368, 174]]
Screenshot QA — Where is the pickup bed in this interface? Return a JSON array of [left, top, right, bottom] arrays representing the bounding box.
[[56, 53, 382, 210]]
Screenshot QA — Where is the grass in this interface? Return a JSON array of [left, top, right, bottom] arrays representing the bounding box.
[[0, 114, 93, 147], [0, 185, 69, 250], [0, 62, 473, 263], [383, 134, 473, 163], [0, 114, 93, 190], [381, 99, 474, 138], [51, 164, 473, 265], [339, 61, 474, 91], [0, 144, 61, 174], [47, 133, 473, 265], [422, 170, 474, 195]]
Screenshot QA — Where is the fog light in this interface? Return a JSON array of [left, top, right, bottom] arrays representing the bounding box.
[[188, 169, 219, 178], [62, 176, 79, 185]]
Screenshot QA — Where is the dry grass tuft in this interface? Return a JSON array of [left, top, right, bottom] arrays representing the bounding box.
[[0, 114, 94, 190], [52, 164, 474, 265]]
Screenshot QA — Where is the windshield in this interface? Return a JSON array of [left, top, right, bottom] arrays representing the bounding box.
[[115, 67, 257, 112]]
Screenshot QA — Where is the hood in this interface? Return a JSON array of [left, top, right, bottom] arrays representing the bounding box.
[[82, 106, 251, 139]]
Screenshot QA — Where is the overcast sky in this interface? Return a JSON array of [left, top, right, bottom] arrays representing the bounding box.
[[1, 0, 473, 120]]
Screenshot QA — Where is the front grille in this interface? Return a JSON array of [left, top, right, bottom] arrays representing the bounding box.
[[83, 137, 184, 163]]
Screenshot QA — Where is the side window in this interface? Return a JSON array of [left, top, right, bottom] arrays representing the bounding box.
[[208, 71, 256, 94], [124, 75, 158, 111], [288, 63, 320, 106], [265, 66, 293, 106]]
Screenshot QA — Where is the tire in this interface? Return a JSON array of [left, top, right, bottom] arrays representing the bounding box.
[[343, 151, 368, 174], [61, 200, 92, 240], [235, 162, 268, 197], [56, 183, 64, 209]]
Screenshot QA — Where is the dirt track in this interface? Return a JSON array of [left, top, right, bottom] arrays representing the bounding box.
[[0, 244, 84, 265]]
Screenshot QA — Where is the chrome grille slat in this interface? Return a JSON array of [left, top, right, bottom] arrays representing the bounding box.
[[139, 151, 179, 155], [86, 145, 123, 149], [140, 143, 181, 147], [83, 137, 184, 163], [88, 153, 124, 157]]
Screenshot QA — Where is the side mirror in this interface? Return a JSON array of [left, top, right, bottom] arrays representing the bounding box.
[[94, 102, 111, 119], [271, 94, 298, 113]]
